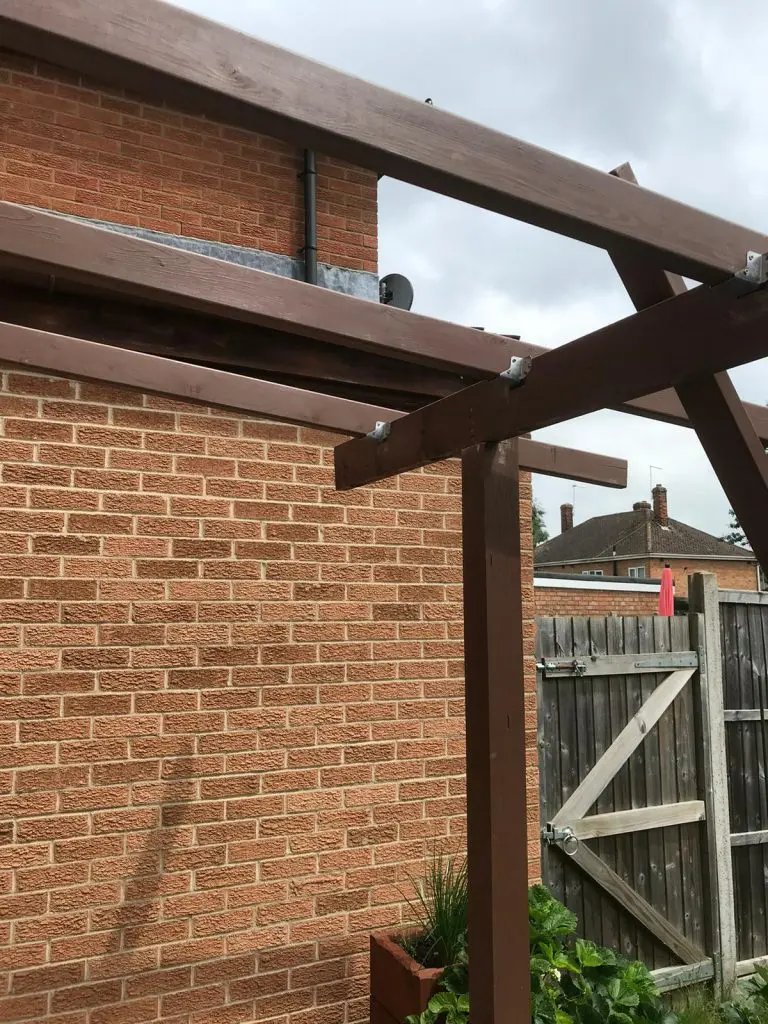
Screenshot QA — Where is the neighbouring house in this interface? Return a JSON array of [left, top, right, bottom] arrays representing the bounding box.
[[534, 484, 759, 599], [534, 570, 663, 616], [0, 41, 540, 1024]]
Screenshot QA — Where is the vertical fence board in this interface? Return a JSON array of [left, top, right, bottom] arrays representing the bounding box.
[[671, 614, 704, 951]]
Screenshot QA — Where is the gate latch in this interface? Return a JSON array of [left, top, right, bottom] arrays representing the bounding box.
[[537, 659, 587, 678], [541, 823, 579, 856]]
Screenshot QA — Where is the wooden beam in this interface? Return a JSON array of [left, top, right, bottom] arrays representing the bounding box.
[[0, 319, 627, 487], [335, 279, 768, 488], [651, 960, 715, 993], [738, 955, 768, 978], [0, 320, 394, 434], [724, 709, 768, 721], [676, 373, 768, 570], [689, 577, 738, 994], [512, 440, 626, 488], [0, 202, 523, 376], [3, 0, 767, 281], [570, 843, 705, 964], [552, 669, 695, 826], [569, 800, 705, 840], [730, 829, 768, 847], [0, 280, 467, 406], [462, 439, 529, 1022], [4, 204, 768, 444], [609, 165, 768, 574], [539, 651, 698, 677], [609, 162, 689, 304]]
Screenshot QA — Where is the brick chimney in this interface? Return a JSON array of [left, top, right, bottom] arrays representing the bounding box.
[[633, 501, 651, 513], [652, 484, 668, 527], [560, 503, 573, 533]]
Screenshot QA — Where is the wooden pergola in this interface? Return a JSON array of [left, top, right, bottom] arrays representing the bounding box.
[[3, 2, 768, 1021]]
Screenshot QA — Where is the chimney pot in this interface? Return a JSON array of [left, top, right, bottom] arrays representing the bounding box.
[[652, 484, 668, 527], [560, 503, 574, 533], [633, 501, 651, 512]]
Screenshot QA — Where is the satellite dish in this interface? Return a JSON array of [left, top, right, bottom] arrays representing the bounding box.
[[379, 273, 414, 311]]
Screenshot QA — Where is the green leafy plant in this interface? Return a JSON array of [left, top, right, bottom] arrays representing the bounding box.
[[717, 967, 768, 1023], [399, 853, 468, 970], [528, 886, 671, 1024], [400, 877, 768, 1024], [405, 884, 672, 1024]]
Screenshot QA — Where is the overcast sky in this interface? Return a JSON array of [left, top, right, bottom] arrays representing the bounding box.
[[173, 0, 768, 542]]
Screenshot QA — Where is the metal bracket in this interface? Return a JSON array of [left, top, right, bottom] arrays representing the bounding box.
[[632, 653, 698, 669], [537, 658, 586, 678], [732, 251, 768, 294], [541, 823, 579, 856], [366, 420, 391, 443], [499, 355, 532, 384]]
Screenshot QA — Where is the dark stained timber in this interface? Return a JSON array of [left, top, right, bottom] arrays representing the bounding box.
[[0, 320, 394, 435], [608, 164, 768, 574], [462, 439, 530, 1024], [0, 318, 627, 487], [335, 280, 768, 489], [2, 0, 768, 281], [0, 202, 521, 377], [1, 202, 768, 442], [676, 373, 768, 570]]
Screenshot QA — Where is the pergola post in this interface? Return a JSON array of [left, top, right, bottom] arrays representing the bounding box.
[[461, 439, 530, 1023]]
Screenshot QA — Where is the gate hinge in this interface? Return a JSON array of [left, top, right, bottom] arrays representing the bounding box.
[[541, 823, 579, 856]]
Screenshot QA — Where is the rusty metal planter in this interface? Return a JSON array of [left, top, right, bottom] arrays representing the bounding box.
[[370, 931, 443, 1024]]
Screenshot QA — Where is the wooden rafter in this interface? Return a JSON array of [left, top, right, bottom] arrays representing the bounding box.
[[676, 373, 768, 568], [334, 279, 768, 489], [3, 202, 768, 441], [609, 164, 768, 569], [0, 319, 627, 488], [3, 0, 768, 281], [0, 202, 521, 377]]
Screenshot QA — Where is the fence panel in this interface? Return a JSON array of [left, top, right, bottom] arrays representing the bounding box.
[[719, 597, 768, 965]]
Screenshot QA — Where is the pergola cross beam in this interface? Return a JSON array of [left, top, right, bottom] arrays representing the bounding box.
[[4, 0, 768, 282], [334, 278, 768, 489], [3, 202, 768, 441], [610, 163, 768, 572], [0, 319, 627, 488]]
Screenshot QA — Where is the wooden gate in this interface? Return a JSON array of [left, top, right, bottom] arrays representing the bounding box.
[[537, 613, 720, 992], [720, 590, 768, 976]]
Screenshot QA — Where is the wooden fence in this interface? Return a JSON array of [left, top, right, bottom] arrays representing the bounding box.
[[720, 590, 768, 973], [537, 573, 768, 995]]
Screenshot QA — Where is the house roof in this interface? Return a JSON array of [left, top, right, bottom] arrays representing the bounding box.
[[535, 507, 755, 565]]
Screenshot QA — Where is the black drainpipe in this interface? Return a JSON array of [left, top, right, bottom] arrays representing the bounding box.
[[300, 150, 318, 285]]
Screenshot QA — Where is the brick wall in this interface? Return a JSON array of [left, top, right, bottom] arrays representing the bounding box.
[[0, 51, 377, 273], [535, 585, 660, 617], [0, 45, 539, 1024], [0, 371, 536, 1023], [648, 558, 758, 598]]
